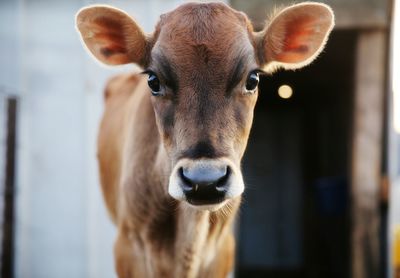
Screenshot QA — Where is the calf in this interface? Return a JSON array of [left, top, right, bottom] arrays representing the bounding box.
[[76, 2, 334, 277]]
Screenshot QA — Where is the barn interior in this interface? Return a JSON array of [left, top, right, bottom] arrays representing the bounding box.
[[237, 30, 357, 278]]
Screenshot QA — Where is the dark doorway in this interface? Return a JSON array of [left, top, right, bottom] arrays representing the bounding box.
[[237, 30, 357, 278]]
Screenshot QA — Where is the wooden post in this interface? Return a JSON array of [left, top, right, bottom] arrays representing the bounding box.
[[351, 30, 386, 278], [1, 98, 17, 278]]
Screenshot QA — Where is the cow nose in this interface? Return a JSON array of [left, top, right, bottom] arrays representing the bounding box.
[[179, 164, 230, 205]]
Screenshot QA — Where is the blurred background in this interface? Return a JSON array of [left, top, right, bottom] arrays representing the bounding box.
[[0, 0, 399, 277]]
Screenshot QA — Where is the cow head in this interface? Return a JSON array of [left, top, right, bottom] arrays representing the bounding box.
[[76, 2, 334, 210]]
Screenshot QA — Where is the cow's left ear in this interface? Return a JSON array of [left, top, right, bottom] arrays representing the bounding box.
[[257, 2, 334, 71]]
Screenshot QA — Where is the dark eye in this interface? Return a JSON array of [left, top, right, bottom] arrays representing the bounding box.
[[147, 73, 161, 96], [245, 71, 259, 92]]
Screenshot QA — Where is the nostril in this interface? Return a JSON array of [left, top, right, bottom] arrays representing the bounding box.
[[179, 167, 195, 191], [216, 166, 231, 191]]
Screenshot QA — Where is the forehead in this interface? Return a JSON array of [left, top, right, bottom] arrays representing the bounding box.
[[151, 3, 255, 72]]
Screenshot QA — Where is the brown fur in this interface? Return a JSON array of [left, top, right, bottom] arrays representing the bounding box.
[[76, 2, 334, 277]]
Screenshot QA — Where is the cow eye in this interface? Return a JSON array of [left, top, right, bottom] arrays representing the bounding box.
[[245, 71, 259, 93], [147, 72, 162, 96]]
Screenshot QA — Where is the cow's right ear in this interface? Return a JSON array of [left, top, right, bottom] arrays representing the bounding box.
[[75, 5, 148, 66], [256, 2, 334, 72]]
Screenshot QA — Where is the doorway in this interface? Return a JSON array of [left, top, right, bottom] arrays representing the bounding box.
[[237, 30, 357, 278]]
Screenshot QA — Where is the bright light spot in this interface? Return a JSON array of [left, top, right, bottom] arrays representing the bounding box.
[[278, 85, 293, 99], [393, 0, 400, 133]]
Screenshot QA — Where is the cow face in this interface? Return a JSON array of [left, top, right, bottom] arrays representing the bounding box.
[[76, 2, 334, 210]]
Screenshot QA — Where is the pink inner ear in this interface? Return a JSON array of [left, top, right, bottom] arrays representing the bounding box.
[[83, 17, 130, 64], [91, 33, 127, 56], [276, 16, 320, 63]]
